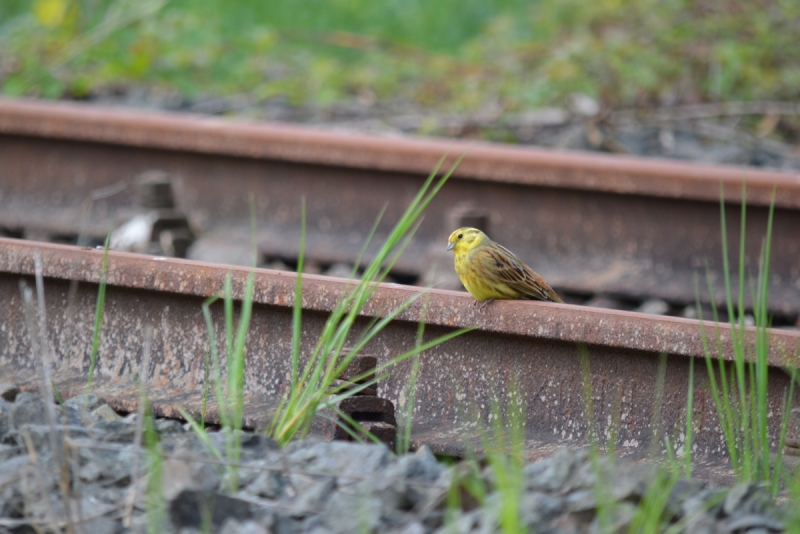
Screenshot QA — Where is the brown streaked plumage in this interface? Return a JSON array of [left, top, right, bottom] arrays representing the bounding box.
[[446, 227, 562, 306]]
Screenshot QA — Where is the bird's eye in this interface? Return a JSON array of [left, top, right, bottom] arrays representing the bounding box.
[[458, 233, 463, 239]]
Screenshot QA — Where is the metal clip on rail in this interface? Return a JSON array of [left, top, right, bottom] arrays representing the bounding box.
[[110, 170, 196, 258], [333, 353, 397, 450]]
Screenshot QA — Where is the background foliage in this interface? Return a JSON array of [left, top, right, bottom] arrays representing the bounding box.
[[2, 0, 798, 112]]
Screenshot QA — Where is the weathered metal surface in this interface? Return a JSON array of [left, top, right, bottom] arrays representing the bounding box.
[[0, 98, 799, 316], [1, 239, 799, 474], [1, 98, 799, 205]]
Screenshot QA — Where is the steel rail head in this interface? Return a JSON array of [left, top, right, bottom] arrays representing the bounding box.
[[0, 98, 799, 207], [1, 238, 798, 366]]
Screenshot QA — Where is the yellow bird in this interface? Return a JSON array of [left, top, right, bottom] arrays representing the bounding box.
[[447, 227, 563, 306]]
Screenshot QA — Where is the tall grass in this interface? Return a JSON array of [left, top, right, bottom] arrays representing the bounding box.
[[178, 157, 470, 489], [86, 233, 110, 394], [267, 157, 470, 445], [696, 185, 797, 491]]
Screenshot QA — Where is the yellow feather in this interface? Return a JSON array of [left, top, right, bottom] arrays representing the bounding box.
[[447, 227, 562, 304]]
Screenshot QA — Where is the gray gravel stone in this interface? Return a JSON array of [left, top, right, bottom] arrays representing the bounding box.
[[636, 298, 670, 315], [588, 501, 636, 534], [168, 489, 253, 529], [0, 390, 793, 534], [9, 393, 48, 430], [524, 448, 585, 493], [393, 521, 426, 534], [0, 444, 18, 463], [11, 424, 89, 455], [273, 513, 303, 534], [322, 490, 382, 533], [289, 476, 336, 517], [162, 447, 222, 500], [0, 383, 20, 402], [286, 440, 391, 479], [243, 468, 288, 500], [94, 419, 137, 443], [155, 418, 185, 434], [63, 393, 106, 412], [91, 404, 122, 423], [0, 398, 12, 440], [219, 518, 269, 534], [520, 491, 565, 527], [725, 513, 784, 532]]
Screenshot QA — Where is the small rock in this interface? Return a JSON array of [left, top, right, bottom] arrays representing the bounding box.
[[662, 477, 706, 519], [156, 418, 185, 434], [95, 420, 137, 443], [682, 488, 727, 520], [76, 513, 120, 534], [168, 489, 252, 529], [524, 448, 585, 493], [265, 259, 292, 272], [725, 514, 783, 532], [432, 509, 485, 534], [322, 491, 381, 533], [683, 513, 724, 534], [285, 440, 391, 479], [374, 446, 445, 510], [570, 93, 600, 117], [64, 394, 105, 413], [11, 424, 89, 455], [520, 491, 564, 527], [405, 445, 444, 481], [565, 488, 596, 514], [588, 501, 636, 534], [58, 405, 85, 426], [289, 477, 335, 517], [723, 483, 754, 516], [92, 404, 122, 423], [9, 393, 48, 430], [0, 398, 12, 438], [244, 470, 288, 500], [271, 512, 302, 534], [0, 444, 19, 463], [0, 383, 20, 402], [303, 262, 323, 275], [393, 521, 426, 534], [219, 518, 269, 534], [239, 433, 280, 461], [607, 462, 656, 501], [636, 298, 670, 316], [162, 449, 221, 500], [324, 263, 356, 279]]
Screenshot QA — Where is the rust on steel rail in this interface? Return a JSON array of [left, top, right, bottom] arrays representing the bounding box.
[[2, 238, 799, 467], [1, 98, 799, 315], [1, 98, 799, 204]]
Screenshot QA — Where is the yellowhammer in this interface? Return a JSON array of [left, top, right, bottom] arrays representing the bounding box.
[[447, 227, 562, 306]]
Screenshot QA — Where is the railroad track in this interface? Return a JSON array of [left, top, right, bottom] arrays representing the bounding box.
[[1, 98, 799, 321], [1, 99, 800, 483], [2, 239, 799, 483]]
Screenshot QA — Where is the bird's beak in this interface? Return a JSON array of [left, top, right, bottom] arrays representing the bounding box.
[[446, 242, 455, 251]]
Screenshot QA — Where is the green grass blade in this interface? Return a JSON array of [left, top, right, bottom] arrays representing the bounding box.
[[86, 232, 110, 393], [292, 199, 306, 389]]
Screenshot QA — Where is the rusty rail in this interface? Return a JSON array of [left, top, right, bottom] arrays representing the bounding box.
[[2, 239, 799, 480], [1, 98, 799, 319]]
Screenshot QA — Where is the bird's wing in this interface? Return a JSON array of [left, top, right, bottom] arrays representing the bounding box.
[[481, 243, 562, 302]]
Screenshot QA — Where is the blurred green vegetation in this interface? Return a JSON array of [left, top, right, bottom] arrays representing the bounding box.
[[1, 0, 799, 111]]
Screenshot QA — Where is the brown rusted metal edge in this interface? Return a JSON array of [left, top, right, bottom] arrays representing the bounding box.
[[2, 238, 798, 364], [1, 98, 798, 207], [1, 238, 798, 482]]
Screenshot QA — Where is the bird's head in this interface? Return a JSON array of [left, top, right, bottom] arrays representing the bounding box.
[[447, 227, 486, 254]]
